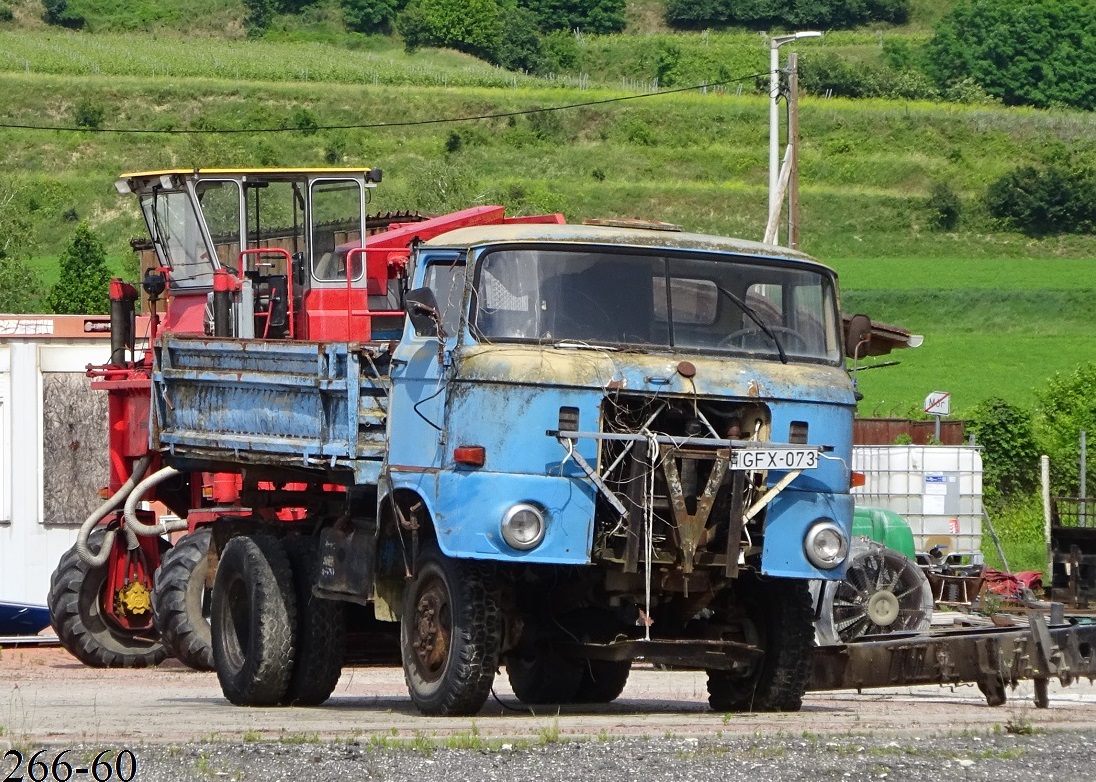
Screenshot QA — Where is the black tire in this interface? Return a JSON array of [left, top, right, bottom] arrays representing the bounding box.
[[706, 575, 814, 712], [400, 544, 500, 716], [281, 536, 345, 706], [211, 534, 297, 706], [152, 527, 214, 671], [505, 646, 584, 705], [573, 659, 631, 704], [48, 528, 168, 668]]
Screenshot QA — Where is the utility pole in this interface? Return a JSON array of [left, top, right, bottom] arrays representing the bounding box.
[[787, 52, 800, 250], [767, 31, 820, 246]]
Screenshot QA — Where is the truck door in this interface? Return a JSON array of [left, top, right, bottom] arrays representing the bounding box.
[[386, 253, 465, 470]]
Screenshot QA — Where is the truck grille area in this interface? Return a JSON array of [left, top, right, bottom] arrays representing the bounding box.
[[594, 393, 771, 574]]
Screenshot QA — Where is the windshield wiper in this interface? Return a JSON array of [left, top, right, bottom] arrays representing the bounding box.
[[713, 284, 788, 364], [553, 340, 620, 352]]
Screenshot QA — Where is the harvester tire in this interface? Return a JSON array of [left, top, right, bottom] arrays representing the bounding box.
[[401, 543, 500, 716], [281, 535, 345, 706], [706, 575, 814, 712], [48, 529, 169, 668], [211, 534, 296, 706], [152, 527, 214, 671]]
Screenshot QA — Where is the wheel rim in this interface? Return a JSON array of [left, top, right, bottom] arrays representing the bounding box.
[[410, 574, 451, 684], [220, 571, 250, 672]]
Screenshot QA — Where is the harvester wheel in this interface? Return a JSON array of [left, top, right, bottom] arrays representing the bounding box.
[[152, 527, 214, 671], [211, 534, 296, 706], [400, 543, 500, 716], [706, 575, 814, 712], [48, 529, 169, 668], [281, 535, 345, 706]]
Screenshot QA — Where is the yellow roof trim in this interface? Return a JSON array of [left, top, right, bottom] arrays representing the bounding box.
[[120, 167, 375, 178]]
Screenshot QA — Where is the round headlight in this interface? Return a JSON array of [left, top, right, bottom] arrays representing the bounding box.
[[501, 503, 546, 551], [804, 520, 848, 569]]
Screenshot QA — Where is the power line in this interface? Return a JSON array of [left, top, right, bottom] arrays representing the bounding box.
[[0, 72, 767, 135]]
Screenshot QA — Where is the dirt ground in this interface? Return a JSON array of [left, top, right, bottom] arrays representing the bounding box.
[[2, 646, 1095, 746]]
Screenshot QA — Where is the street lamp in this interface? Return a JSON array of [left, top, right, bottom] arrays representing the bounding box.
[[769, 31, 822, 236]]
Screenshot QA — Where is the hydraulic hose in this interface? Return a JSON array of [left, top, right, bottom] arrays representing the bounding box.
[[75, 453, 154, 567], [123, 465, 189, 537]]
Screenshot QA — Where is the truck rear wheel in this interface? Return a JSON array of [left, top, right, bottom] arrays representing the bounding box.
[[48, 529, 168, 668], [400, 544, 500, 716], [574, 659, 631, 704], [211, 534, 297, 706], [152, 527, 214, 671], [707, 575, 814, 712], [281, 535, 345, 706], [505, 646, 584, 704]]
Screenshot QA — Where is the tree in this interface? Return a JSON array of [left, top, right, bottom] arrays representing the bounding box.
[[42, 0, 84, 28], [522, 0, 626, 34], [48, 224, 112, 315], [927, 0, 1096, 110], [0, 178, 43, 312], [396, 0, 503, 59], [243, 0, 275, 36]]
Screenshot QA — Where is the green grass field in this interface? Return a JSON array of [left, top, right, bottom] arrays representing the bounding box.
[[0, 27, 1093, 421]]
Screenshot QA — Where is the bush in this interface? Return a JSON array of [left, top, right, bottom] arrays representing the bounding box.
[[927, 0, 1096, 111], [968, 397, 1039, 504], [926, 182, 961, 231], [47, 224, 112, 315], [342, 0, 402, 33], [73, 99, 106, 130], [1035, 363, 1096, 498], [985, 165, 1096, 237], [244, 0, 275, 36], [797, 52, 938, 101], [0, 5, 14, 23]]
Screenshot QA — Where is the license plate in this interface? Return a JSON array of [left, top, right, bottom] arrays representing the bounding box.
[[729, 448, 818, 471]]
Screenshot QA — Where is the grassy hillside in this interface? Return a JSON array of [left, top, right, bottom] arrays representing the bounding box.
[[0, 27, 1093, 420]]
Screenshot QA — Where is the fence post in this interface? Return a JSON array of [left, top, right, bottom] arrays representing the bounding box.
[[1042, 454, 1052, 578]]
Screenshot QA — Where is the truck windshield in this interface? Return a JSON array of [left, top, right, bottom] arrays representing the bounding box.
[[471, 246, 841, 364]]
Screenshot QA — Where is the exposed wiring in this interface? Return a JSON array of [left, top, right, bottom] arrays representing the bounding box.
[[0, 72, 769, 135]]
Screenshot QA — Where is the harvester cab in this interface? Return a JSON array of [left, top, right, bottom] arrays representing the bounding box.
[[115, 167, 395, 343]]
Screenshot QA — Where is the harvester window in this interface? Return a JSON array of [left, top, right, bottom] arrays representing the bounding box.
[[141, 191, 216, 290], [309, 179, 365, 283]]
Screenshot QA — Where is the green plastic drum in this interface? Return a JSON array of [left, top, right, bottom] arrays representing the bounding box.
[[851, 506, 916, 561]]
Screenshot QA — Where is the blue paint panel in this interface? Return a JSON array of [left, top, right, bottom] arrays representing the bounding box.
[[760, 489, 854, 579], [387, 469, 596, 565], [445, 383, 599, 477], [766, 400, 854, 493]]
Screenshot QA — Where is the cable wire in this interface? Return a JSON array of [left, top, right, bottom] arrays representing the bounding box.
[[0, 71, 768, 135]]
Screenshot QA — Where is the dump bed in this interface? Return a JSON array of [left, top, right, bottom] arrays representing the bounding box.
[[152, 336, 389, 484]]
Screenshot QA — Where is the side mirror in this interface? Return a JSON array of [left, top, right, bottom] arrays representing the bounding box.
[[404, 287, 442, 338], [844, 313, 873, 359]]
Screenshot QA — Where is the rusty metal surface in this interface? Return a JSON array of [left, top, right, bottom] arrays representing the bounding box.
[[809, 618, 1096, 694], [422, 223, 824, 267]]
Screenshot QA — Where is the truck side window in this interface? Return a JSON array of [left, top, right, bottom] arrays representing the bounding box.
[[422, 262, 466, 337]]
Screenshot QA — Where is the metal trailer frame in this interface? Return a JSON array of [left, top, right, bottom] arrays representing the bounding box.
[[809, 612, 1096, 708]]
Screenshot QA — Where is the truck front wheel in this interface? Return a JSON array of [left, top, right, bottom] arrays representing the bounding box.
[[400, 544, 500, 716], [706, 575, 814, 712], [211, 534, 297, 706]]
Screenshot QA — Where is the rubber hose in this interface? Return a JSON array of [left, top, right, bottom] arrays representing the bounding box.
[[123, 465, 189, 536], [75, 453, 155, 567]]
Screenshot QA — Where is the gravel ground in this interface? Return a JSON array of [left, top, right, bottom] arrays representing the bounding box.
[[13, 728, 1088, 781]]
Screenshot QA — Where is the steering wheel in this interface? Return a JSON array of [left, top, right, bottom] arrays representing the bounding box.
[[718, 326, 809, 353]]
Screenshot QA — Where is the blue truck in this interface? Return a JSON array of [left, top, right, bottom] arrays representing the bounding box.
[[69, 168, 892, 716]]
